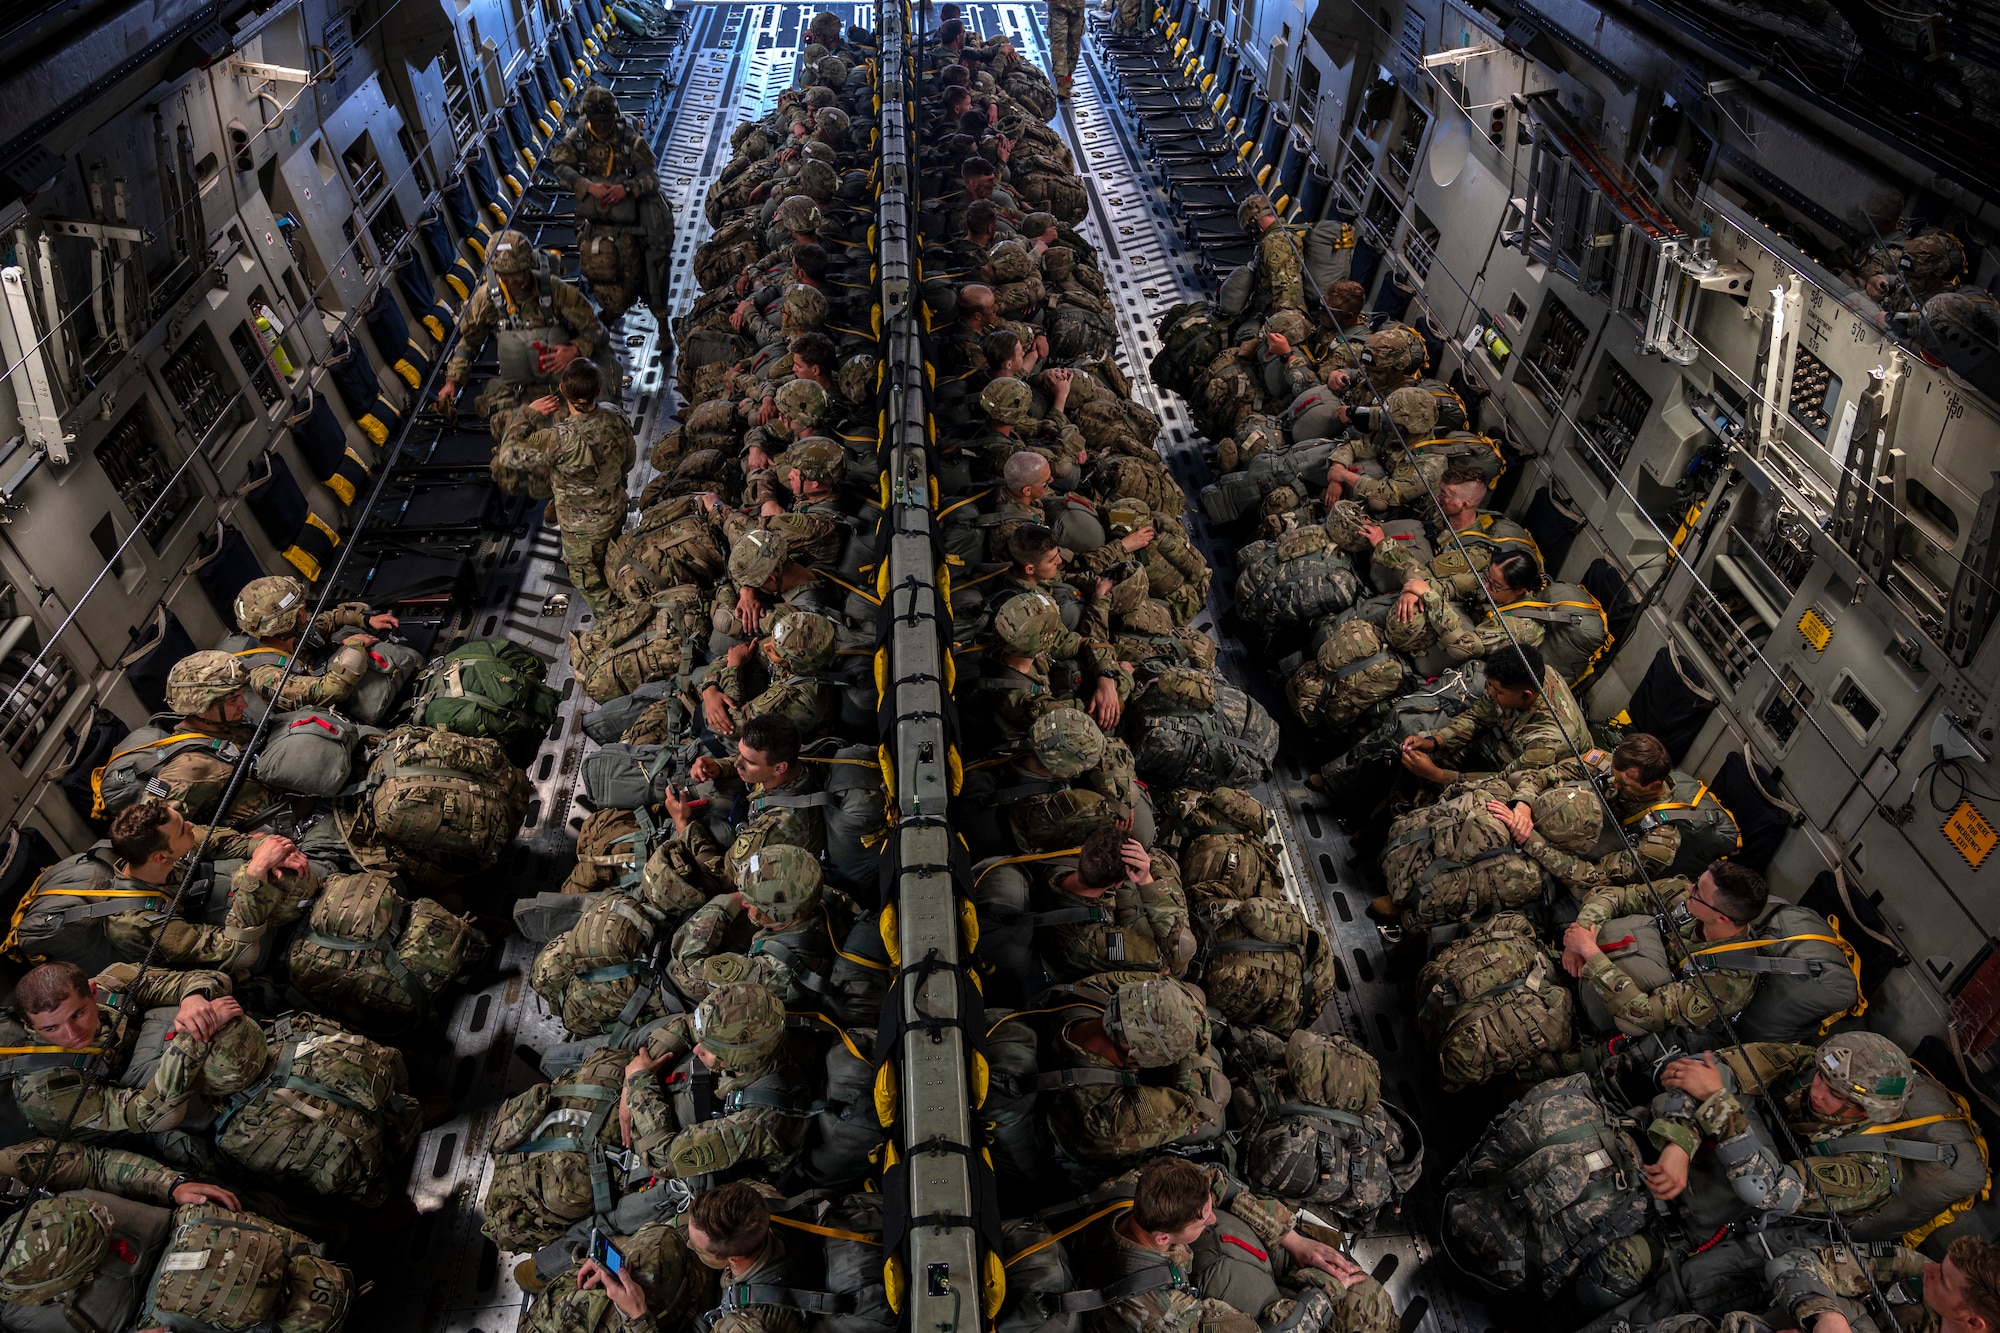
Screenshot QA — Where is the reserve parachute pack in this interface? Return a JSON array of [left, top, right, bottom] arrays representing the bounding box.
[[809, 744, 890, 897], [1380, 792, 1544, 927], [1606, 773, 1742, 880], [213, 1012, 422, 1203], [344, 641, 426, 726], [410, 638, 561, 759], [346, 726, 530, 885], [287, 869, 484, 1025], [1123, 668, 1279, 790], [798, 1017, 887, 1193], [1314, 663, 1487, 805], [1416, 912, 1576, 1091], [1233, 526, 1363, 629], [1200, 441, 1344, 525], [1441, 1074, 1651, 1297], [1241, 1030, 1423, 1233], [139, 1203, 352, 1333], [251, 709, 362, 798]]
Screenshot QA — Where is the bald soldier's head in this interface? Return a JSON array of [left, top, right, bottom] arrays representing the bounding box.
[[960, 284, 997, 331], [1003, 449, 1051, 499]]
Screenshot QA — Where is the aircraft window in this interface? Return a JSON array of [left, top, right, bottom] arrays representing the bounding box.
[[1905, 478, 1961, 541]]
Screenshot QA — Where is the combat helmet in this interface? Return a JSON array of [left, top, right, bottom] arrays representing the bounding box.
[[987, 240, 1035, 283], [1265, 310, 1311, 344], [1106, 977, 1208, 1067], [784, 437, 846, 484], [1031, 709, 1106, 779], [1019, 212, 1058, 238], [729, 529, 791, 587], [980, 377, 1034, 425], [1380, 385, 1439, 436], [580, 86, 620, 119], [775, 195, 824, 234], [768, 609, 837, 672], [166, 651, 248, 715], [1901, 232, 1967, 284], [488, 229, 538, 275], [693, 982, 787, 1064], [1816, 1031, 1914, 1121], [796, 160, 842, 201], [775, 377, 830, 425], [235, 574, 310, 638], [992, 591, 1062, 656], [739, 842, 825, 924], [1529, 784, 1604, 854], [1237, 193, 1275, 233], [838, 353, 879, 404], [0, 1195, 111, 1305], [815, 55, 850, 88]]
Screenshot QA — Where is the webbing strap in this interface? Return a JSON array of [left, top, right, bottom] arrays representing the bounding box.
[[973, 847, 1081, 889]]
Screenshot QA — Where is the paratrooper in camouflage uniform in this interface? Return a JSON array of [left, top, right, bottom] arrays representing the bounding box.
[[506, 361, 636, 613], [667, 843, 838, 1008], [550, 86, 673, 320], [439, 229, 609, 435], [222, 575, 398, 712]]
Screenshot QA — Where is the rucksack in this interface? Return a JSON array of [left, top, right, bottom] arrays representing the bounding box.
[[1234, 526, 1363, 630], [1195, 897, 1335, 1036], [513, 823, 714, 947], [1441, 1074, 1650, 1297], [484, 1043, 640, 1250], [561, 807, 657, 896], [980, 1009, 1061, 1209], [347, 726, 531, 885], [213, 1012, 422, 1203], [569, 589, 707, 705], [799, 1019, 885, 1191], [1123, 668, 1279, 790], [139, 1204, 351, 1333], [90, 726, 240, 820], [1605, 772, 1742, 880], [1149, 303, 1228, 398], [813, 745, 888, 898], [1176, 790, 1282, 906], [410, 638, 561, 760], [581, 742, 688, 811], [1494, 583, 1611, 684], [692, 219, 761, 292], [581, 680, 682, 746], [1381, 792, 1545, 927], [1415, 912, 1576, 1091], [1313, 663, 1487, 806], [344, 641, 427, 726], [994, 1215, 1077, 1333], [606, 496, 731, 606], [1283, 618, 1410, 733], [287, 869, 483, 1025], [251, 709, 362, 797], [530, 892, 678, 1038], [1241, 1029, 1422, 1233]]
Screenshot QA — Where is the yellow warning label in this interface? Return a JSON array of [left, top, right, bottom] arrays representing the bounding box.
[[1943, 800, 1998, 871], [1799, 607, 1834, 652]]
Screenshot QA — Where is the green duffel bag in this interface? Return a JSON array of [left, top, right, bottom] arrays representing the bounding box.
[[411, 638, 560, 758]]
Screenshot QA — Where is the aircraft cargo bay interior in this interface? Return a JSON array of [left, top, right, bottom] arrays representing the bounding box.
[[0, 2, 1995, 1333]]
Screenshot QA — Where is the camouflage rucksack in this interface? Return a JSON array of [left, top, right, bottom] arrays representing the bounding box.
[[569, 588, 707, 704], [484, 1043, 639, 1250], [1123, 668, 1279, 791], [1149, 303, 1229, 398], [1441, 1074, 1650, 1297], [287, 869, 484, 1025], [141, 1204, 351, 1333], [518, 1222, 711, 1333], [1380, 791, 1544, 927], [1313, 663, 1487, 806], [692, 218, 760, 292], [347, 726, 530, 885], [1195, 897, 1334, 1036], [1415, 913, 1575, 1091], [1242, 1029, 1422, 1233], [530, 892, 677, 1037], [212, 1013, 422, 1203], [606, 496, 731, 606], [1233, 526, 1363, 629], [1283, 618, 1411, 734], [561, 807, 658, 896], [1175, 789, 1281, 906], [409, 638, 560, 760], [1089, 453, 1186, 517]]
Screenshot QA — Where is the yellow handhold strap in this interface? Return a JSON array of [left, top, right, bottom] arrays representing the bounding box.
[[825, 915, 891, 974], [973, 847, 1082, 889], [788, 1008, 870, 1062], [4, 879, 163, 959], [89, 732, 215, 818], [935, 487, 993, 522], [985, 1002, 1103, 1038], [0, 1046, 101, 1056], [772, 1215, 882, 1245], [812, 568, 882, 606], [1006, 1200, 1133, 1266]]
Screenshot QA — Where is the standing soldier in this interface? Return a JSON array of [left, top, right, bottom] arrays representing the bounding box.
[[1235, 195, 1306, 338], [550, 86, 674, 321], [437, 229, 608, 436], [505, 360, 636, 614]]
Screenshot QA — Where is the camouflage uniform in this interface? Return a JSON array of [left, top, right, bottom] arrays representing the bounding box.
[[742, 378, 836, 465], [1241, 197, 1305, 323], [1043, 973, 1230, 1169], [979, 377, 1086, 481], [623, 983, 815, 1181], [225, 576, 377, 711], [1571, 879, 1763, 1037], [976, 591, 1127, 748], [668, 845, 837, 1006], [678, 754, 828, 886], [1047, 0, 1085, 84], [1398, 583, 1548, 668], [10, 964, 264, 1140], [981, 842, 1192, 981], [1420, 665, 1590, 781], [521, 1219, 714, 1333], [1072, 1163, 1395, 1333], [1330, 386, 1443, 512], [1256, 312, 1320, 403], [1496, 750, 1682, 890], [443, 231, 609, 431], [1645, 1033, 1979, 1235], [549, 87, 666, 319], [1765, 1241, 1932, 1333], [0, 1137, 185, 1203], [507, 402, 636, 613], [1367, 512, 1540, 601], [688, 1230, 807, 1333], [697, 610, 842, 741], [1005, 709, 1145, 851]]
